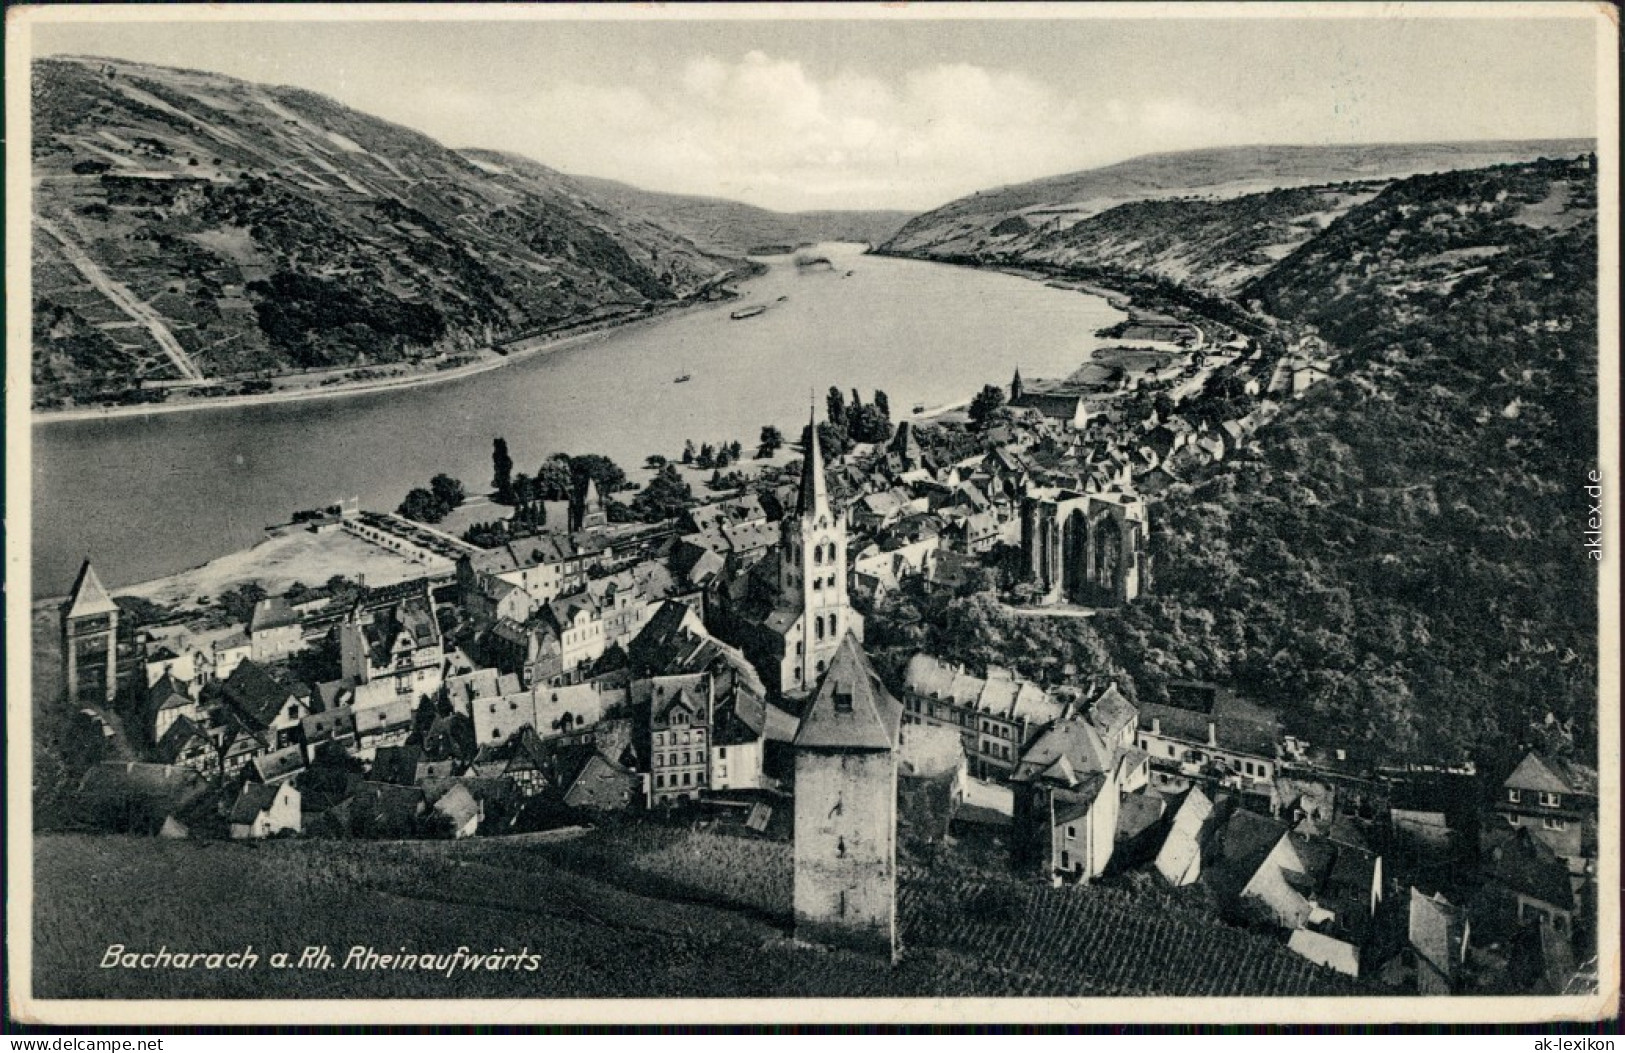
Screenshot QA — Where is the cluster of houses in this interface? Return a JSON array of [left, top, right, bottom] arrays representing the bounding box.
[[60, 326, 1594, 993]]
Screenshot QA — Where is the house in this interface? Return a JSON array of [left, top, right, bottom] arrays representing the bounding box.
[[144, 673, 197, 745], [217, 660, 309, 745], [644, 673, 713, 806], [562, 752, 643, 811], [1136, 681, 1280, 794], [1493, 750, 1597, 873], [456, 535, 608, 621], [352, 698, 416, 759], [430, 781, 482, 838], [155, 715, 215, 774], [1479, 826, 1578, 936], [1154, 787, 1220, 886], [248, 597, 303, 662], [899, 654, 1064, 779], [338, 588, 445, 708], [210, 631, 252, 682], [228, 781, 301, 839], [1407, 887, 1470, 994], [297, 706, 359, 764], [1009, 717, 1127, 882], [143, 645, 200, 690], [248, 744, 307, 785]]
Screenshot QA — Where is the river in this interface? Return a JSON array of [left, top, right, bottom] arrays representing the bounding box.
[[31, 243, 1124, 597]]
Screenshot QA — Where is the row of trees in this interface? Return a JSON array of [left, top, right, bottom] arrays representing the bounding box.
[[682, 439, 746, 470]]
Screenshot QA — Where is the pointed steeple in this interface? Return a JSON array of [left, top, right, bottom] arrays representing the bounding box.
[[797, 405, 829, 517], [62, 559, 119, 620], [1011, 367, 1025, 404]]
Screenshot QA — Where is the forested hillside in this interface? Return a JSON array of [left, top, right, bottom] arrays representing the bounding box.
[[30, 57, 746, 404], [1092, 156, 1599, 771]]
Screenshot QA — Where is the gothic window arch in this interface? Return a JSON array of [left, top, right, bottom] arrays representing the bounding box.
[[815, 615, 825, 640]]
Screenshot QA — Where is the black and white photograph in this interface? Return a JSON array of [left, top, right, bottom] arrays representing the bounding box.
[[6, 2, 1618, 1027]]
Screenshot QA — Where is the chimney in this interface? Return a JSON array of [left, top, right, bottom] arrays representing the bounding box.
[[1207, 721, 1218, 748], [1335, 748, 1347, 762], [1151, 716, 1161, 736]]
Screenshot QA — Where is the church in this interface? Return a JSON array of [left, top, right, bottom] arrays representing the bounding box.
[[715, 410, 864, 699]]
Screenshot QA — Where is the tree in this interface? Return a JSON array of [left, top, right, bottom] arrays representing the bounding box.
[[697, 443, 715, 469], [491, 437, 514, 504], [568, 454, 627, 497], [536, 456, 574, 501], [873, 390, 891, 420], [682, 440, 696, 465], [630, 464, 694, 522], [429, 473, 465, 511], [728, 440, 744, 462], [398, 487, 446, 523], [968, 384, 1006, 428], [758, 425, 784, 457], [826, 386, 847, 427]]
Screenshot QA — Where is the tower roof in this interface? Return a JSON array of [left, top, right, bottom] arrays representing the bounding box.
[[793, 633, 901, 752], [796, 407, 829, 517], [63, 560, 119, 620]]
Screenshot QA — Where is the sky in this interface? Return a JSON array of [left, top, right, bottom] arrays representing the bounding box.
[[28, 8, 1604, 213]]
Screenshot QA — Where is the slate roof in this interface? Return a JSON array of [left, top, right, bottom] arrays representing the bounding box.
[[1116, 790, 1167, 843], [1010, 717, 1115, 785], [793, 633, 901, 752], [1483, 826, 1576, 910], [1087, 683, 1138, 741], [251, 745, 307, 783], [220, 660, 298, 729], [229, 782, 286, 825], [796, 409, 830, 517], [563, 752, 642, 810]]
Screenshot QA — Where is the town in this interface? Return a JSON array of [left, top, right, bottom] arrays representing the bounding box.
[[53, 290, 1597, 998]]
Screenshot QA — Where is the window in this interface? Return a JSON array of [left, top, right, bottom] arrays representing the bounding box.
[[1539, 792, 1562, 808], [980, 742, 989, 754], [492, 729, 500, 740], [683, 752, 691, 765], [815, 616, 825, 640], [655, 774, 664, 788], [654, 733, 664, 746], [1066, 826, 1076, 839], [682, 732, 691, 745], [1543, 817, 1568, 831], [681, 772, 690, 787], [694, 730, 705, 743], [1060, 850, 1070, 870], [1508, 788, 1522, 803], [719, 747, 727, 759], [1168, 745, 1176, 758]]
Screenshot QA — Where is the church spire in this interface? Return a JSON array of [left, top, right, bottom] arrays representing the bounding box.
[[1011, 366, 1024, 403], [797, 405, 829, 517]]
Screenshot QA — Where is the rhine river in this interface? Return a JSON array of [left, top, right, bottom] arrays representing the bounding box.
[[32, 243, 1123, 597]]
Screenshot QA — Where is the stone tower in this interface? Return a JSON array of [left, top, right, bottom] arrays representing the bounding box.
[[61, 559, 120, 705], [1011, 366, 1024, 404], [778, 409, 855, 694], [792, 633, 901, 959]]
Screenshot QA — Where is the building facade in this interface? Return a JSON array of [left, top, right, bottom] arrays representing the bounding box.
[[62, 560, 120, 706], [1020, 486, 1149, 607]]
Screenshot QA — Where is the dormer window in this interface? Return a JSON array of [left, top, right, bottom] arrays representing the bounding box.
[[834, 689, 852, 713], [1539, 792, 1562, 808], [1508, 788, 1522, 803]]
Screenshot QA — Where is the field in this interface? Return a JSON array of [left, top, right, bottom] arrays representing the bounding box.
[[32, 830, 1363, 1000]]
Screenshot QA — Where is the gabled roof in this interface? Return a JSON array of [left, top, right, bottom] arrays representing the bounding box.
[[220, 660, 298, 729], [1483, 826, 1576, 911], [794, 633, 901, 752], [1011, 717, 1114, 785], [229, 781, 289, 825], [63, 560, 120, 620], [1504, 751, 1598, 797], [1088, 683, 1138, 739]]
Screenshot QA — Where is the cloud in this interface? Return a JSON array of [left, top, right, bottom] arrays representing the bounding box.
[[468, 51, 1241, 212]]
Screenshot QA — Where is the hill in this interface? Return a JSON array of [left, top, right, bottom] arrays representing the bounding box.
[[32, 831, 1360, 1000], [1090, 155, 1599, 770], [30, 56, 748, 406], [559, 169, 914, 255], [880, 140, 1595, 268]]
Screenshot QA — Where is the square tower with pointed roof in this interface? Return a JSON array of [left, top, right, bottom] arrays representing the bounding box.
[[61, 559, 121, 705], [792, 633, 901, 960]]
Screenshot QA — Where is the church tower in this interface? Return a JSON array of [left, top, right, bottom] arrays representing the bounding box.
[[778, 409, 856, 696], [792, 633, 901, 959], [1011, 366, 1025, 404], [61, 559, 120, 705]]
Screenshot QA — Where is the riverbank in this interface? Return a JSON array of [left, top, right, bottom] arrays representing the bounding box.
[[30, 289, 748, 427]]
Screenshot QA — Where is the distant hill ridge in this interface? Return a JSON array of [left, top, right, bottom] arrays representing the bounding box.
[[882, 139, 1595, 260]]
